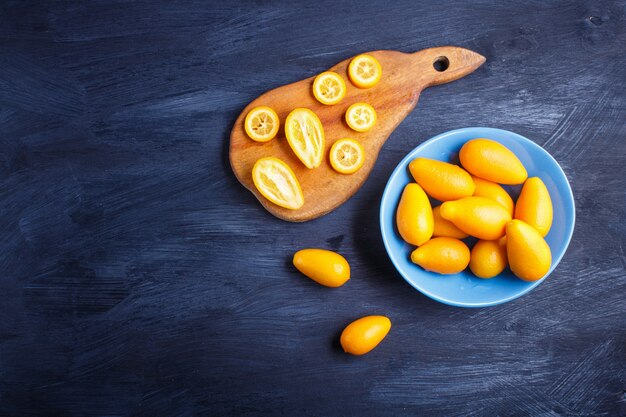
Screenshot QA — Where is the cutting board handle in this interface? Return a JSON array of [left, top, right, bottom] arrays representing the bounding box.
[[409, 46, 486, 89]]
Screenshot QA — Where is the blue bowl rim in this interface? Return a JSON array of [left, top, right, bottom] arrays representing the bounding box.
[[379, 127, 576, 308]]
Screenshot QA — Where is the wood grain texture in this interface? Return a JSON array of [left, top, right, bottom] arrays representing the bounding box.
[[0, 0, 625, 416], [230, 47, 485, 221]]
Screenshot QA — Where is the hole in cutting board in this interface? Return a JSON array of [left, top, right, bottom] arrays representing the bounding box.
[[433, 56, 450, 72]]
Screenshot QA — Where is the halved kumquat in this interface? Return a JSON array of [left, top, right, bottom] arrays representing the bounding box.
[[244, 106, 280, 142], [312, 71, 346, 105], [345, 102, 377, 132], [329, 138, 364, 174], [285, 108, 325, 169], [252, 157, 304, 210], [348, 54, 382, 88]]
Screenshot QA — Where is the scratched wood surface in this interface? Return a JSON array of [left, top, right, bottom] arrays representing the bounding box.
[[0, 1, 624, 416]]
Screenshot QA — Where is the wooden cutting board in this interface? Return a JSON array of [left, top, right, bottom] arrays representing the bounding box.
[[230, 46, 485, 222]]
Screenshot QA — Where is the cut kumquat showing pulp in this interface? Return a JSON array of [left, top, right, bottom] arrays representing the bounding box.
[[348, 54, 382, 88], [285, 108, 325, 169], [252, 157, 304, 210], [313, 71, 346, 105], [244, 106, 279, 142], [345, 102, 377, 132], [329, 138, 364, 174]]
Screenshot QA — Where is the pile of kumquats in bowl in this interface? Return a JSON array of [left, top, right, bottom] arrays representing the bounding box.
[[380, 127, 576, 308]]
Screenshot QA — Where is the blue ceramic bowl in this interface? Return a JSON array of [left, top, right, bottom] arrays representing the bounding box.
[[380, 127, 575, 307]]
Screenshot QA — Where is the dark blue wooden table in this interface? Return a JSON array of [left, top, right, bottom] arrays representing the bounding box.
[[1, 1, 625, 416]]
